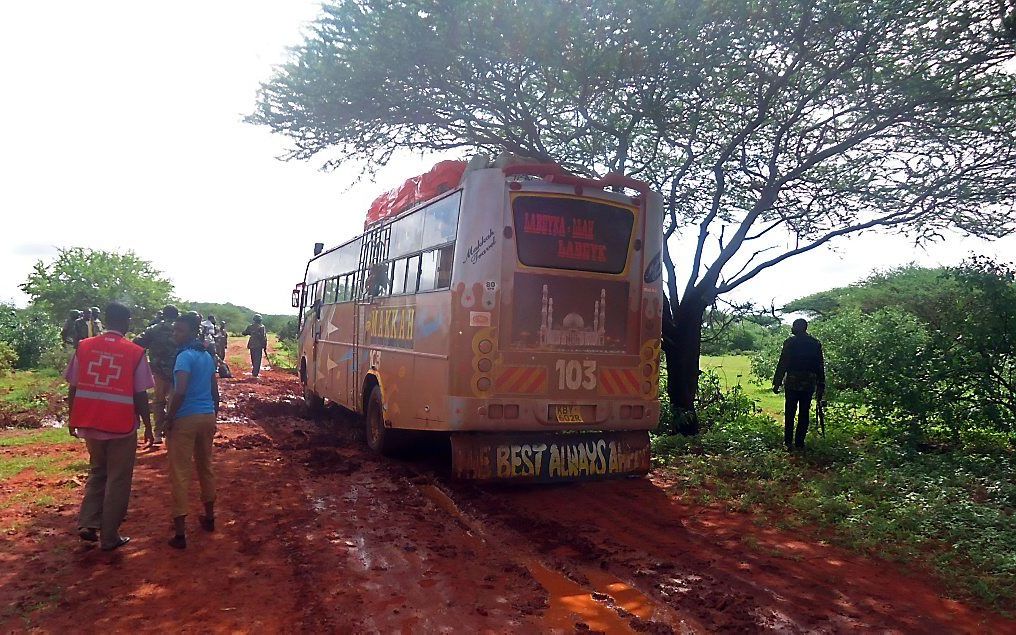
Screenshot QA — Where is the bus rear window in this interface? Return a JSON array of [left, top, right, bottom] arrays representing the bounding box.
[[512, 195, 634, 274]]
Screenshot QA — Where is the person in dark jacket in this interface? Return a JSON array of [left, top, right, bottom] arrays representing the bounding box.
[[772, 318, 825, 451]]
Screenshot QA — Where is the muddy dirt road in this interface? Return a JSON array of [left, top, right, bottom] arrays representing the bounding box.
[[2, 340, 1013, 633]]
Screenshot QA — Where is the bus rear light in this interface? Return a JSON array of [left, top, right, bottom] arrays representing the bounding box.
[[477, 358, 493, 372], [478, 339, 493, 354], [632, 405, 645, 419], [642, 381, 652, 394], [504, 404, 519, 419], [477, 377, 491, 391], [509, 182, 522, 190], [620, 405, 632, 418], [642, 364, 654, 377], [488, 404, 504, 419]]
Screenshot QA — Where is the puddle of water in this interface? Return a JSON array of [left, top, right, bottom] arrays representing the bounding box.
[[526, 559, 638, 634], [417, 483, 656, 633]]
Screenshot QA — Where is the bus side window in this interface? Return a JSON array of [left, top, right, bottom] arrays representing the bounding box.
[[392, 258, 409, 295], [405, 254, 421, 294], [324, 278, 336, 304], [419, 250, 438, 291], [436, 245, 454, 289], [336, 274, 349, 302]]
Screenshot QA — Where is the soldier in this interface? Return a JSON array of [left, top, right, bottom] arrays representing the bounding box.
[[215, 320, 228, 361], [76, 306, 104, 341], [133, 305, 180, 446], [61, 309, 82, 348], [242, 315, 268, 378], [149, 310, 164, 328], [773, 318, 826, 451], [200, 315, 218, 356]]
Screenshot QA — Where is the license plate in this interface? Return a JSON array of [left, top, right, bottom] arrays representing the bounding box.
[[554, 405, 584, 423]]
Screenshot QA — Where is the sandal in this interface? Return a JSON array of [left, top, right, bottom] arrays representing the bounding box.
[[78, 527, 99, 542], [101, 536, 131, 551], [199, 515, 215, 532]]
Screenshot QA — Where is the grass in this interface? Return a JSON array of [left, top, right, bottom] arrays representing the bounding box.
[[700, 355, 782, 418], [0, 368, 64, 411], [655, 354, 1016, 612], [0, 427, 79, 448]]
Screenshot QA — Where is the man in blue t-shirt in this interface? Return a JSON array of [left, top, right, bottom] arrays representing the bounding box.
[[165, 312, 220, 549]]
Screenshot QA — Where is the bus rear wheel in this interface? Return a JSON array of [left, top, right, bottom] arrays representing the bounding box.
[[365, 385, 403, 455]]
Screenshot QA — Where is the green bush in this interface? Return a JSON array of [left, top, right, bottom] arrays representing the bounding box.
[[753, 259, 1016, 443], [0, 305, 60, 369], [0, 341, 17, 376]]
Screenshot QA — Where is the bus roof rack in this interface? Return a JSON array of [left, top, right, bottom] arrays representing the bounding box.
[[501, 164, 650, 197]]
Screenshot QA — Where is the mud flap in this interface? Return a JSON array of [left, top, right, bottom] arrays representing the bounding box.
[[451, 430, 651, 482]]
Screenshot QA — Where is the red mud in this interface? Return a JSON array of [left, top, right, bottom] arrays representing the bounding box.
[[1, 339, 1013, 633]]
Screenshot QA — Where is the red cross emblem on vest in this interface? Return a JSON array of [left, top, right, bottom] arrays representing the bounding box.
[[87, 353, 123, 387]]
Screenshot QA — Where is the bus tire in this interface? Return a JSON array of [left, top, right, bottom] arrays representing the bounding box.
[[365, 385, 403, 455], [304, 384, 325, 415]]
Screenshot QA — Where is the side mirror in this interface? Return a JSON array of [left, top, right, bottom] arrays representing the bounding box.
[[291, 284, 304, 308]]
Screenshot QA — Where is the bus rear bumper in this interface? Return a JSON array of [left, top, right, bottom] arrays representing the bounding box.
[[450, 430, 650, 482]]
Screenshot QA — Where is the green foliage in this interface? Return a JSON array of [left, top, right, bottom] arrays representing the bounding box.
[[758, 260, 1016, 441], [653, 384, 1016, 609], [0, 341, 16, 376], [276, 316, 299, 341], [700, 310, 780, 356], [19, 248, 173, 332], [782, 265, 962, 322], [0, 305, 60, 369]]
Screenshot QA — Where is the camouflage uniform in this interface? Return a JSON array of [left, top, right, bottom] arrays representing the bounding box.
[[773, 332, 826, 449], [74, 316, 102, 342], [61, 312, 81, 348], [133, 320, 178, 442], [242, 320, 268, 378]]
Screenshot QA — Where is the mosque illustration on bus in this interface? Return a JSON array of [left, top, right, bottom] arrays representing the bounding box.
[[511, 274, 628, 352]]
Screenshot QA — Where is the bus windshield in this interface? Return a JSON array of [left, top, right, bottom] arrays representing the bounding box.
[[512, 195, 634, 274]]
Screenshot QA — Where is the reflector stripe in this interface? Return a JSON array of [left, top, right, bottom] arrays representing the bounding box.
[[599, 369, 620, 395], [598, 368, 640, 396], [617, 369, 639, 394], [494, 366, 547, 394], [521, 368, 547, 393], [75, 389, 134, 405]]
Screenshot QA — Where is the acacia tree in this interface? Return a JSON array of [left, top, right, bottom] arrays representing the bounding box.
[[20, 248, 174, 331], [251, 0, 1016, 432]]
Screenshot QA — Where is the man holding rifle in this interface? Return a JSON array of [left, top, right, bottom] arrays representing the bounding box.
[[772, 318, 826, 451]]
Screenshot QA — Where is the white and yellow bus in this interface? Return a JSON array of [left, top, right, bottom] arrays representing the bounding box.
[[292, 161, 664, 481]]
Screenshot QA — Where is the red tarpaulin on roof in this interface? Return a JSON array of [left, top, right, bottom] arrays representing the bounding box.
[[364, 160, 467, 228]]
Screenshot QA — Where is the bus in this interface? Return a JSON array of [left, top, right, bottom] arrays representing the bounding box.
[[292, 159, 664, 481]]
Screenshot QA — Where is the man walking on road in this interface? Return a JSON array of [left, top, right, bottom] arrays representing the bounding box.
[[133, 305, 180, 446], [772, 318, 825, 451], [165, 312, 219, 549], [66, 302, 154, 551], [242, 315, 268, 378]]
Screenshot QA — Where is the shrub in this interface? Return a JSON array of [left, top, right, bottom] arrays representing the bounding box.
[[0, 305, 60, 369], [0, 341, 17, 376]]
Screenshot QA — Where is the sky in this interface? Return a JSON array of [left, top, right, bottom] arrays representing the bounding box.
[[2, 1, 1013, 316]]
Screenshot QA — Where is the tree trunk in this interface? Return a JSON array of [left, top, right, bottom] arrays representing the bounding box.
[[662, 288, 709, 435]]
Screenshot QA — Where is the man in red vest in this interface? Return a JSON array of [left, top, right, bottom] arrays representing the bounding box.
[[65, 302, 155, 551]]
